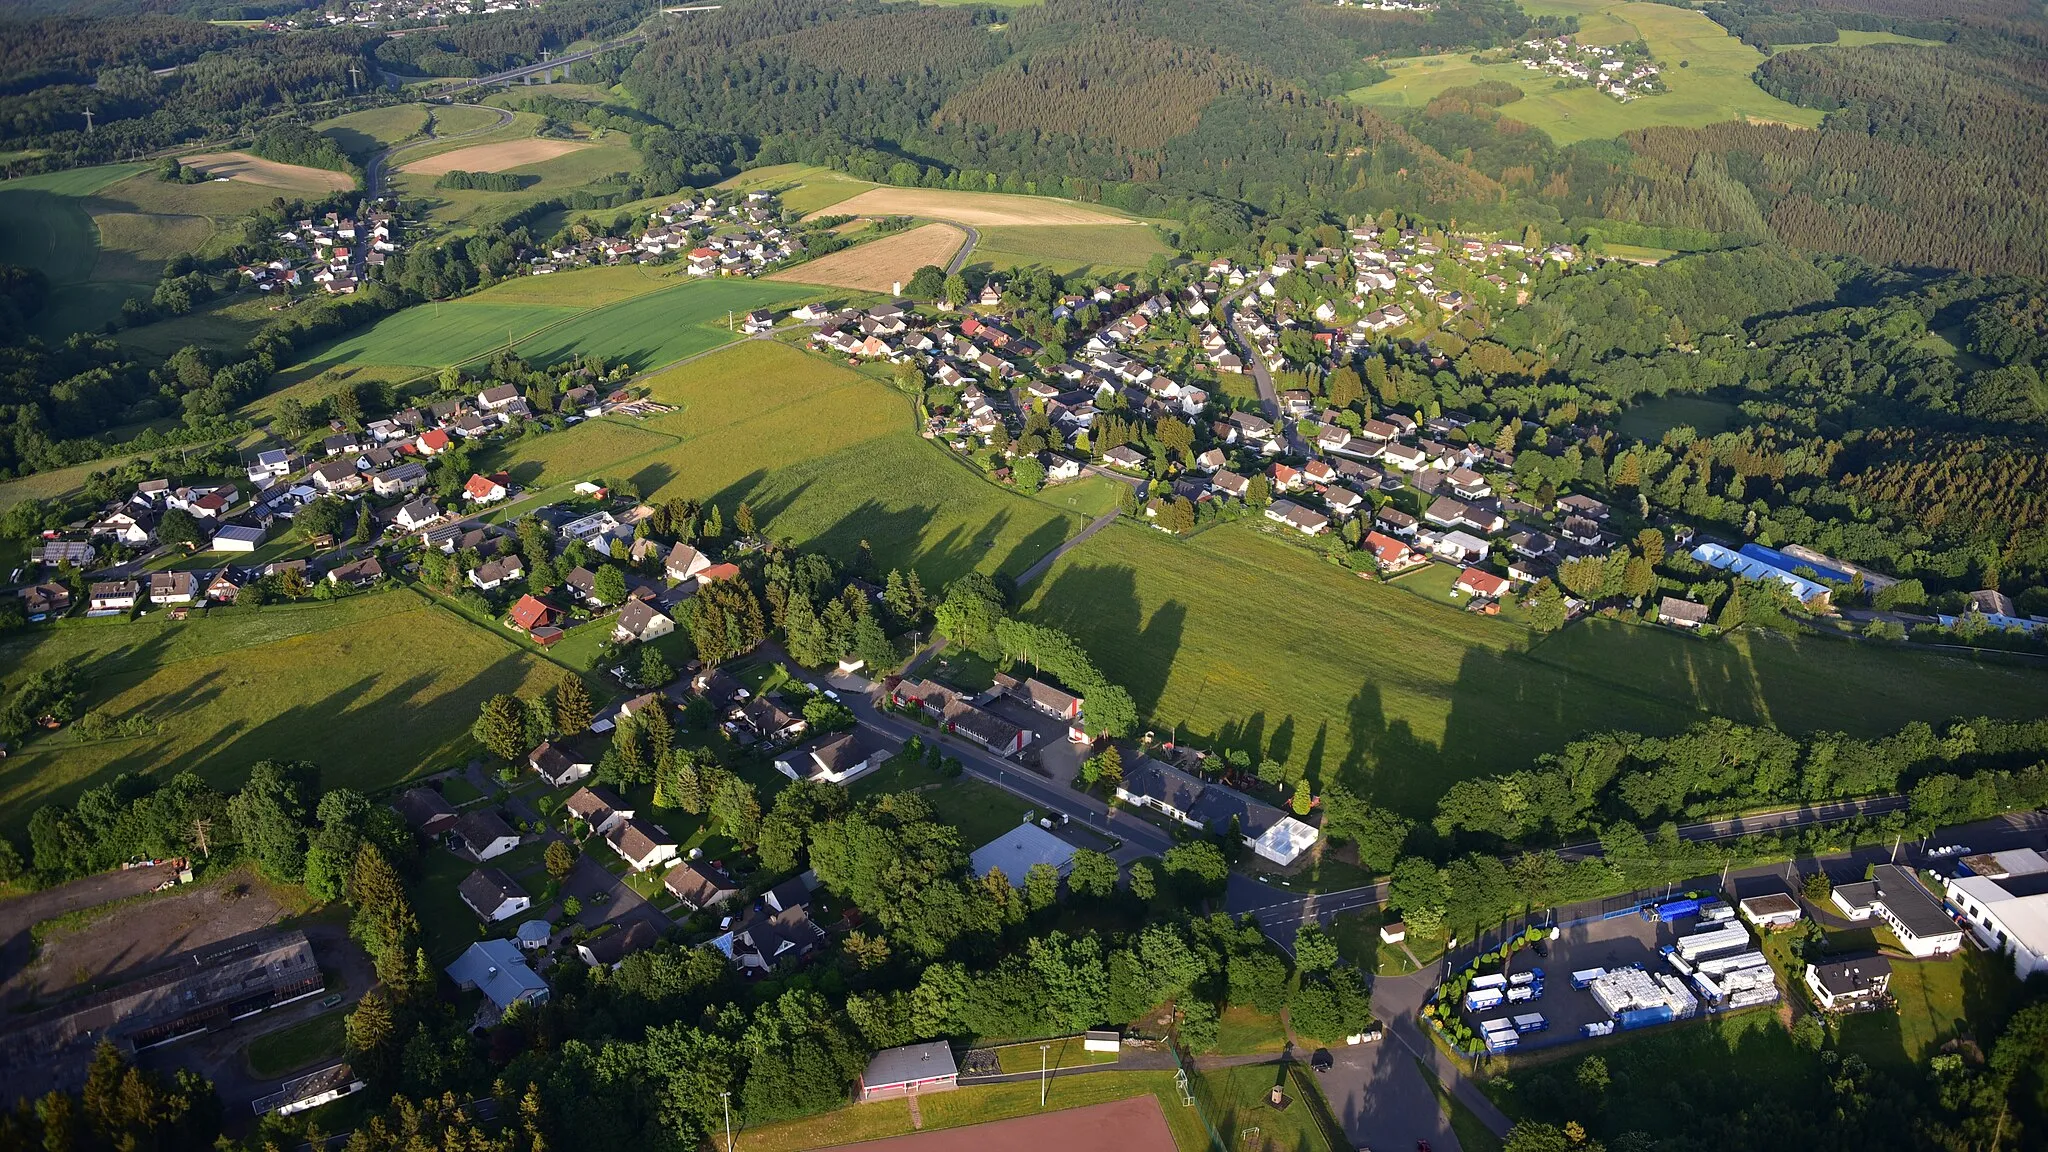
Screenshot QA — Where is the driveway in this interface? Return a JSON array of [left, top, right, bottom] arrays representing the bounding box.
[[559, 854, 668, 938]]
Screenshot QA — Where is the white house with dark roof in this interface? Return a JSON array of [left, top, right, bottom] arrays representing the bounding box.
[[773, 731, 886, 784]]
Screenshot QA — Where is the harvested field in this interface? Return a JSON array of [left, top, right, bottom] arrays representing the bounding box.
[[183, 152, 355, 192], [770, 223, 968, 292], [818, 187, 1132, 226], [402, 138, 591, 176]]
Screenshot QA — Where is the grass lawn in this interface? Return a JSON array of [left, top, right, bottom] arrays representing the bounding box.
[[441, 776, 486, 805], [968, 223, 1170, 277], [733, 1070, 1218, 1152], [411, 846, 497, 963], [988, 1035, 1118, 1074], [0, 591, 559, 836], [117, 293, 285, 357], [1836, 948, 2024, 1070], [849, 752, 1036, 846], [477, 420, 680, 488], [1037, 476, 1126, 518], [1023, 522, 2048, 815], [1350, 0, 1824, 145], [245, 1011, 348, 1077], [1212, 1004, 1290, 1055], [316, 104, 433, 163], [1331, 911, 1438, 977], [1614, 394, 1740, 440]]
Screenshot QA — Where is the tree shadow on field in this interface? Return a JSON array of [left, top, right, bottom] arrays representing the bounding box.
[[995, 513, 1072, 582], [628, 460, 673, 499], [1025, 562, 1183, 717]]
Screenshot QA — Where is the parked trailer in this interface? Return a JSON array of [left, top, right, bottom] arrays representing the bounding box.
[[1465, 989, 1506, 1012], [1699, 901, 1735, 923], [1643, 897, 1703, 922], [1570, 968, 1606, 990], [1470, 973, 1509, 991], [1511, 1013, 1548, 1034], [1695, 950, 1768, 977], [1617, 1004, 1676, 1030], [1484, 1031, 1519, 1052], [1506, 984, 1540, 1004], [1676, 925, 1752, 960]]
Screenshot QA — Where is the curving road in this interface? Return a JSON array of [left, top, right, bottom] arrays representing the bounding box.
[[364, 103, 516, 196], [940, 219, 981, 275]]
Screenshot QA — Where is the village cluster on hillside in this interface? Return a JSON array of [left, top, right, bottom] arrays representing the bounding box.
[[1515, 36, 1664, 100], [530, 190, 797, 277], [241, 210, 404, 296]]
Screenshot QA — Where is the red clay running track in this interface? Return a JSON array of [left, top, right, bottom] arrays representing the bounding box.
[[833, 1096, 1179, 1152]]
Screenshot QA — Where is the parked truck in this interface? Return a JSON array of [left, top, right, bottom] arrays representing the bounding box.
[[1511, 1013, 1549, 1034], [1642, 897, 1702, 922]]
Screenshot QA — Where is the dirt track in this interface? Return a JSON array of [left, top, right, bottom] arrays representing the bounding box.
[[818, 188, 1134, 227], [184, 152, 355, 192]]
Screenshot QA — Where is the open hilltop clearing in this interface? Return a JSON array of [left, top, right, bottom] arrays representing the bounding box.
[[771, 223, 968, 292], [971, 223, 1172, 275], [716, 162, 879, 215], [471, 340, 1090, 586], [316, 104, 433, 163], [182, 151, 355, 192], [0, 162, 301, 339], [1351, 0, 1825, 145], [815, 187, 1136, 227], [1023, 521, 2048, 815], [399, 138, 593, 177], [0, 591, 557, 836]]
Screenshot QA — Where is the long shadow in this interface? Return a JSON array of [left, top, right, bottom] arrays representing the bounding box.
[[995, 512, 1074, 582]]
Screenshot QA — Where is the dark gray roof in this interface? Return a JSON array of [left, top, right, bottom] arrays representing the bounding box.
[[1871, 865, 1960, 941], [458, 867, 526, 917], [1810, 955, 1890, 997], [863, 1041, 957, 1088]]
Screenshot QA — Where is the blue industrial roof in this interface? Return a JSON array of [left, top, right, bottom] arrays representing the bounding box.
[[1737, 543, 1849, 584]]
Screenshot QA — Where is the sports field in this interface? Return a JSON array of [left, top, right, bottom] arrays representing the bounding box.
[[818, 187, 1134, 226], [971, 223, 1171, 275], [1350, 0, 1824, 144], [0, 592, 558, 835], [771, 223, 968, 292], [183, 152, 354, 192], [1022, 522, 2048, 813]]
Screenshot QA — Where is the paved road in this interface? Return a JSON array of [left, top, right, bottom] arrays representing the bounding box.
[[366, 103, 517, 197], [432, 34, 652, 97], [941, 220, 981, 276], [1015, 508, 1120, 587], [1218, 284, 1279, 421]]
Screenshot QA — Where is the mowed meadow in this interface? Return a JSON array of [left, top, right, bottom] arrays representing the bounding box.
[[1023, 521, 2048, 815], [0, 592, 560, 835], [476, 340, 1091, 585]]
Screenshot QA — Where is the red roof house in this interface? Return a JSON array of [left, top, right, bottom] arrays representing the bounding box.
[[510, 594, 558, 632], [418, 429, 451, 456], [1454, 567, 1511, 599]]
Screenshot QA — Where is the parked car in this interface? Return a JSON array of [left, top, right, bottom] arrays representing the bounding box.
[[1311, 1049, 1334, 1074]]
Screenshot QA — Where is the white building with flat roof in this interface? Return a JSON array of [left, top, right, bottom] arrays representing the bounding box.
[[1943, 849, 2048, 980]]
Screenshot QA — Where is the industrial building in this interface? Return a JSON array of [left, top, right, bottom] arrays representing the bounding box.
[[0, 930, 321, 1088], [1942, 849, 2048, 980], [1832, 865, 1964, 959]]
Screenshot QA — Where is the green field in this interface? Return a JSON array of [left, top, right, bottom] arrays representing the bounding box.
[[969, 223, 1171, 276], [395, 132, 642, 229], [715, 163, 878, 216], [509, 278, 816, 371], [0, 591, 558, 835], [316, 104, 433, 163], [299, 300, 584, 370], [1022, 522, 2048, 813], [479, 340, 1090, 585], [1614, 393, 1740, 440], [1351, 0, 1825, 145], [1772, 29, 1945, 51]]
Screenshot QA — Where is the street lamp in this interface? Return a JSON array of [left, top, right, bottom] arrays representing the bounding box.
[[720, 1091, 733, 1152], [1039, 1043, 1051, 1107]]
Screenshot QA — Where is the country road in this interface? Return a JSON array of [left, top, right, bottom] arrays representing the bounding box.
[[942, 219, 981, 275], [364, 103, 516, 196]]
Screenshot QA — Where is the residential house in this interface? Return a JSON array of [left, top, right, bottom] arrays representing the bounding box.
[[371, 462, 428, 498], [1805, 956, 1892, 1012], [1657, 597, 1711, 629], [394, 498, 441, 532], [665, 542, 714, 583], [1194, 448, 1226, 473], [1103, 446, 1147, 471], [576, 920, 661, 969], [445, 939, 548, 1011], [148, 570, 200, 605], [1454, 567, 1511, 601], [452, 810, 520, 861], [664, 860, 741, 910], [327, 557, 384, 587], [774, 731, 886, 784], [212, 523, 267, 552], [1425, 530, 1491, 564], [604, 816, 679, 872], [891, 678, 1029, 756], [470, 555, 526, 591], [309, 461, 363, 493], [529, 741, 595, 788], [91, 509, 155, 548], [1363, 531, 1427, 575], [999, 674, 1083, 721], [88, 580, 139, 616], [1210, 469, 1250, 499], [478, 385, 522, 412], [459, 868, 531, 923], [1115, 758, 1319, 867], [739, 695, 806, 742], [565, 785, 630, 836], [1557, 494, 1610, 520], [18, 583, 72, 620], [463, 473, 510, 504], [41, 540, 96, 568], [510, 594, 558, 633], [389, 787, 459, 838], [1265, 500, 1329, 535], [612, 599, 675, 644], [718, 905, 826, 974], [1375, 507, 1419, 537]]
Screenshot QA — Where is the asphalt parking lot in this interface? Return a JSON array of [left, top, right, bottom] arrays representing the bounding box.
[[1455, 911, 1699, 1053]]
